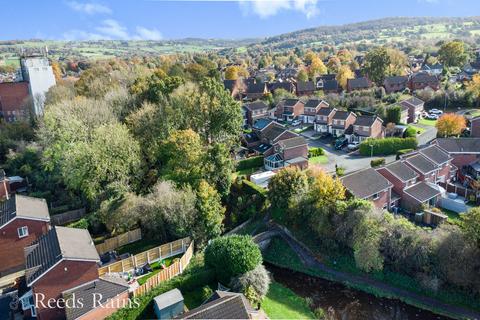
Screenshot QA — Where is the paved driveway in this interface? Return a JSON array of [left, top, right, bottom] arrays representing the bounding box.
[[416, 124, 437, 147]]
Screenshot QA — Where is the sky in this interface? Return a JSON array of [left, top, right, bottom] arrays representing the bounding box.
[[1, 0, 479, 41]]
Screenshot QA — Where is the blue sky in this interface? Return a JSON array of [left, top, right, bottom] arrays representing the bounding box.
[[1, 0, 479, 40]]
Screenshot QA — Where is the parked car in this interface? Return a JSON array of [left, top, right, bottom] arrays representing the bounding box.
[[347, 141, 360, 151], [334, 137, 348, 150], [429, 109, 443, 115], [319, 132, 332, 139], [291, 119, 302, 126], [426, 114, 439, 120]]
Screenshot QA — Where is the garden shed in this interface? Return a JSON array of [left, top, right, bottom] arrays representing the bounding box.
[[153, 288, 184, 319]]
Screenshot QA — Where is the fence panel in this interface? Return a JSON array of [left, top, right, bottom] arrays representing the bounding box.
[[50, 208, 86, 226], [95, 228, 142, 255]]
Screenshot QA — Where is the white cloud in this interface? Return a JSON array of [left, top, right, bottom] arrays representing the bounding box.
[[63, 29, 105, 40], [134, 27, 163, 40], [239, 0, 319, 19], [67, 1, 112, 15], [96, 19, 130, 39]]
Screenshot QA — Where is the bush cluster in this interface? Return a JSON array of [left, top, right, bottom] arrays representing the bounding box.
[[236, 156, 264, 171], [359, 137, 417, 156], [308, 147, 325, 157], [370, 158, 386, 167]]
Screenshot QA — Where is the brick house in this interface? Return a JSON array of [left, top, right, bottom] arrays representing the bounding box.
[[300, 99, 328, 124], [341, 168, 393, 210], [245, 82, 268, 100], [267, 81, 295, 95], [296, 81, 316, 96], [408, 73, 440, 91], [275, 99, 305, 122], [0, 195, 50, 277], [253, 121, 296, 156], [434, 138, 480, 169], [330, 111, 357, 137], [403, 153, 439, 184], [316, 74, 336, 90], [400, 97, 425, 123], [377, 161, 419, 208], [264, 136, 308, 171], [347, 77, 372, 92], [20, 226, 103, 319], [401, 181, 442, 213], [347, 115, 384, 143], [418, 145, 453, 184], [314, 107, 336, 133], [322, 79, 340, 94], [223, 79, 245, 100], [470, 116, 480, 138], [243, 101, 269, 126], [383, 75, 408, 93], [0, 82, 30, 122]]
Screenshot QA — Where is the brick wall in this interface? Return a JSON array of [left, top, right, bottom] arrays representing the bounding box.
[[282, 145, 308, 161], [377, 168, 407, 196], [77, 291, 130, 320], [0, 218, 49, 276], [370, 189, 390, 209]]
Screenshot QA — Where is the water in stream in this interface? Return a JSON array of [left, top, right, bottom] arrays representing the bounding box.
[[266, 264, 452, 320]]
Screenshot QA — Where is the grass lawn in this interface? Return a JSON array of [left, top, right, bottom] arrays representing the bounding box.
[[235, 167, 261, 177], [309, 155, 329, 165], [262, 282, 315, 320], [418, 119, 437, 126], [408, 125, 426, 135], [117, 238, 164, 255], [441, 208, 464, 226], [137, 254, 184, 285]]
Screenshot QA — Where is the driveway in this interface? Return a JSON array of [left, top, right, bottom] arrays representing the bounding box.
[[416, 123, 437, 147], [302, 130, 396, 174]]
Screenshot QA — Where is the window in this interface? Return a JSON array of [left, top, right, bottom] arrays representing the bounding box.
[[372, 193, 380, 200], [17, 226, 29, 238]]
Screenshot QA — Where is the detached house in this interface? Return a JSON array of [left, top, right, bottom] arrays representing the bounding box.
[[243, 101, 269, 126], [347, 115, 384, 143], [245, 82, 268, 100], [300, 99, 328, 124], [341, 168, 393, 210], [314, 107, 336, 133], [347, 77, 372, 92], [323, 79, 340, 94], [377, 161, 419, 208], [383, 75, 408, 93], [223, 79, 245, 100], [264, 136, 308, 171], [275, 99, 305, 122], [268, 81, 295, 95], [408, 73, 440, 91], [330, 111, 357, 137], [253, 121, 296, 156], [0, 195, 50, 277], [400, 97, 425, 123], [296, 81, 316, 96]]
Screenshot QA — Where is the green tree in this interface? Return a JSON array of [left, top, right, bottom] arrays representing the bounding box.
[[386, 105, 402, 124], [438, 41, 468, 68], [353, 217, 384, 272], [461, 207, 480, 248], [205, 235, 262, 283], [268, 167, 309, 213], [365, 47, 391, 85], [297, 69, 308, 82]]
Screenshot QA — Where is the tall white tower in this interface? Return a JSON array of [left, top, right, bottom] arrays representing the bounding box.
[[20, 56, 56, 116]]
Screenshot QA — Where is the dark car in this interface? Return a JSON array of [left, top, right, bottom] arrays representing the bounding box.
[[334, 136, 348, 150], [320, 132, 332, 139]]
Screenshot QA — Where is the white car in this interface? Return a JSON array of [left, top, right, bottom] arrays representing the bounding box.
[[291, 120, 302, 126], [429, 109, 443, 115], [426, 114, 439, 120], [347, 142, 360, 151]]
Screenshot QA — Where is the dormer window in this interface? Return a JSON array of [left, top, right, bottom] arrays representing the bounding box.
[[18, 226, 29, 238]]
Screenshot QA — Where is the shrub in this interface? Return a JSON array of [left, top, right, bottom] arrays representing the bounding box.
[[395, 148, 414, 160], [405, 126, 417, 138], [237, 156, 264, 171], [370, 158, 385, 167], [230, 264, 271, 303], [204, 235, 262, 284], [308, 147, 324, 157], [242, 180, 267, 199], [359, 138, 417, 156], [336, 166, 346, 177], [67, 218, 89, 229]]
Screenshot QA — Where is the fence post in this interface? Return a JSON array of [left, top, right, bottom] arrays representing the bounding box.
[[179, 260, 183, 273], [146, 251, 150, 264], [181, 239, 184, 252], [170, 243, 173, 255]]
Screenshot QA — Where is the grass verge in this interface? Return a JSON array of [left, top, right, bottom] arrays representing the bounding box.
[[309, 155, 329, 165], [262, 282, 315, 319], [418, 118, 437, 126]]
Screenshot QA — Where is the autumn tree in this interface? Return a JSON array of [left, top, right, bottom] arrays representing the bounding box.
[[297, 69, 308, 82], [336, 65, 354, 90], [386, 48, 408, 76], [308, 56, 328, 79], [327, 56, 341, 73], [365, 47, 391, 85], [435, 113, 466, 137], [51, 61, 62, 82], [467, 74, 480, 103], [438, 41, 468, 68]]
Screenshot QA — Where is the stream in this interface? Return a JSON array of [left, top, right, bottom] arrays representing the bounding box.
[[266, 263, 452, 320]]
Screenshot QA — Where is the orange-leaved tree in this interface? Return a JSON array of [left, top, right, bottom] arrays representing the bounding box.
[[435, 113, 466, 137]]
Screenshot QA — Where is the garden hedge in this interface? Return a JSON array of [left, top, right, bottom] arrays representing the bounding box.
[[370, 158, 386, 167], [308, 147, 325, 157], [359, 138, 417, 156], [236, 156, 264, 171]]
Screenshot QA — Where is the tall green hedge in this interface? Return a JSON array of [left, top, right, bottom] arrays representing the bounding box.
[[236, 156, 264, 171], [359, 138, 417, 156]]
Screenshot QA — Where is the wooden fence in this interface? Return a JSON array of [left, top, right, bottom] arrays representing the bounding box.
[[98, 237, 190, 277], [95, 228, 142, 255], [133, 240, 194, 297], [51, 208, 86, 225]]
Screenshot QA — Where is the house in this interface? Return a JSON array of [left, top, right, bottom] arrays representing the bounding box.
[[245, 82, 268, 100], [470, 116, 480, 138], [62, 277, 129, 320], [347, 115, 384, 143], [421, 63, 443, 75], [21, 226, 100, 319], [276, 67, 298, 81], [387, 103, 409, 124], [341, 168, 393, 210], [418, 145, 453, 184], [403, 153, 439, 184], [253, 121, 296, 156], [274, 99, 305, 122], [154, 288, 184, 319], [330, 110, 357, 137], [434, 138, 480, 168], [377, 161, 419, 208], [264, 136, 308, 170], [323, 79, 340, 94], [296, 81, 316, 96], [244, 101, 269, 126], [314, 107, 336, 133], [316, 74, 336, 89], [300, 99, 328, 124], [175, 291, 262, 319], [401, 181, 443, 213], [408, 73, 440, 91], [241, 106, 248, 127], [347, 77, 371, 92], [223, 79, 245, 100], [383, 75, 408, 93], [400, 97, 425, 123], [0, 195, 50, 277], [0, 81, 30, 122], [267, 81, 295, 95]]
